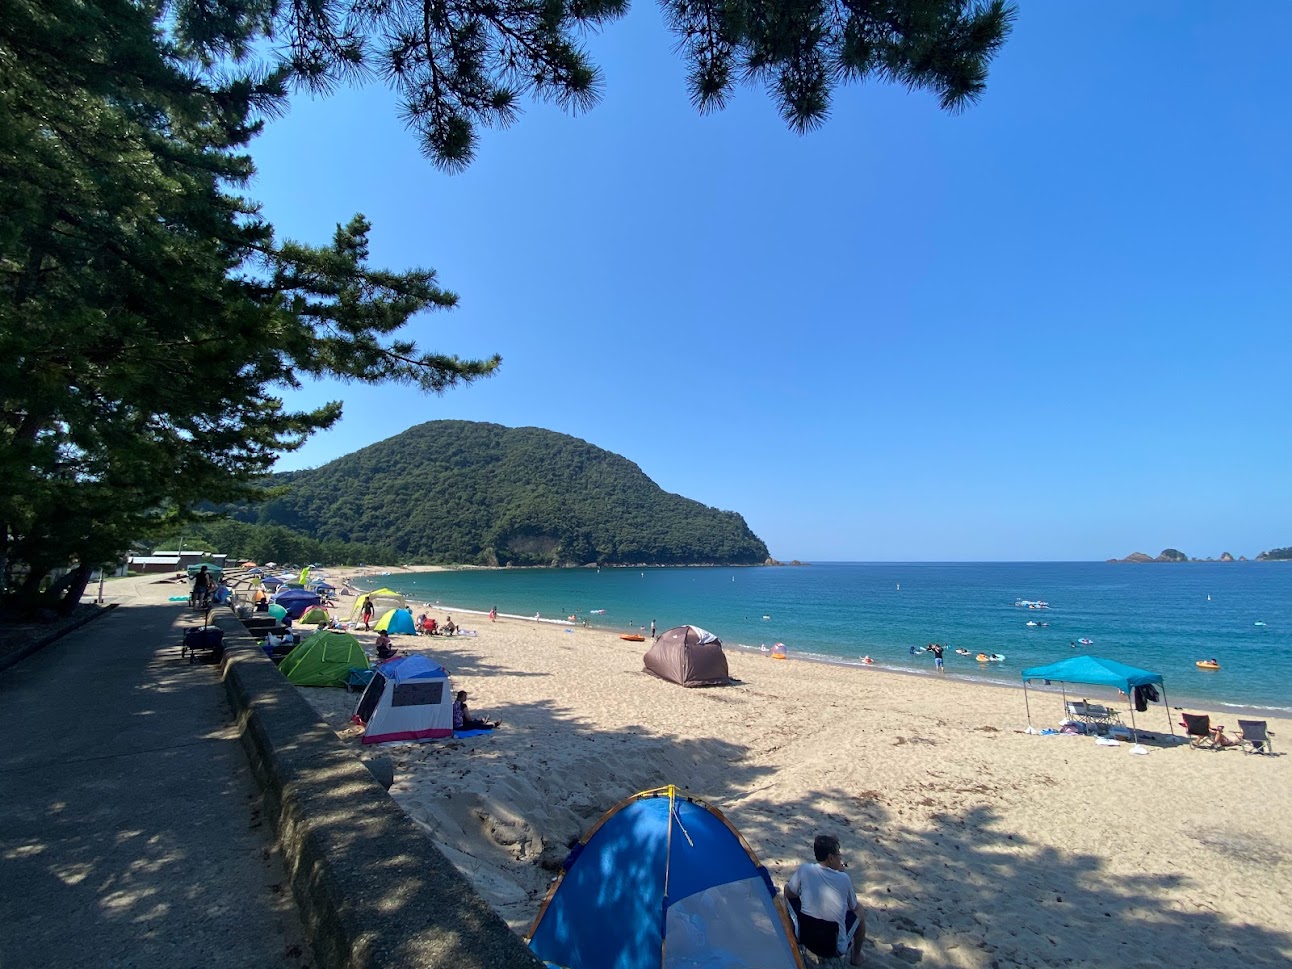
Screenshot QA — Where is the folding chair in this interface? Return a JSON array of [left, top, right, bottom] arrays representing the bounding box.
[[1180, 713, 1219, 750], [1237, 720, 1274, 755]]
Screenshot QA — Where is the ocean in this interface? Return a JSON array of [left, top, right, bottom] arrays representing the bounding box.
[[360, 562, 1292, 715]]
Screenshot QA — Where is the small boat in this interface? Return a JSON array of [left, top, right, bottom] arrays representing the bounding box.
[[1196, 660, 1220, 670], [1026, 620, 1039, 627], [955, 648, 972, 657], [1078, 637, 1094, 645], [1254, 621, 1266, 627], [762, 615, 771, 620], [590, 609, 606, 614], [620, 634, 645, 642]]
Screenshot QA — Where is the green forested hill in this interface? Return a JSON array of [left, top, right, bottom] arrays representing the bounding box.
[[229, 422, 770, 566]]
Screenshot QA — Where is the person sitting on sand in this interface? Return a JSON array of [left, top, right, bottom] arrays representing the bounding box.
[[452, 691, 499, 731], [375, 630, 397, 660], [1211, 724, 1240, 747], [786, 834, 866, 967], [443, 616, 457, 636]]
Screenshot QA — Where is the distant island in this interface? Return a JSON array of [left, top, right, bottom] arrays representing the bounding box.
[[1107, 547, 1292, 563]]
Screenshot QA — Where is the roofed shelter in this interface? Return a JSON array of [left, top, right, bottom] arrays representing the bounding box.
[[1021, 655, 1174, 745]]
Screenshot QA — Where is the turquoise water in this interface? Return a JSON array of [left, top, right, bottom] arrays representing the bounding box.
[[363, 562, 1292, 714]]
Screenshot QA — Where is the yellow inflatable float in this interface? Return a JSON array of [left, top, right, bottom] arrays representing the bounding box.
[[1195, 659, 1220, 670]]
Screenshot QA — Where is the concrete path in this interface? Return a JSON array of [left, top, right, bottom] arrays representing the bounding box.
[[0, 588, 310, 969]]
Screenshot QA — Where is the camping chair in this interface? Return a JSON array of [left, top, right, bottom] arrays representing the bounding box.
[[1180, 713, 1219, 750], [788, 895, 849, 965], [1237, 720, 1274, 755]]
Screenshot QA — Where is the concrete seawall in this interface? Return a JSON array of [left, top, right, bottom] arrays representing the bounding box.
[[216, 615, 543, 969]]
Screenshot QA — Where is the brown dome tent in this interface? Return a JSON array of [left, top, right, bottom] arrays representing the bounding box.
[[643, 625, 731, 687]]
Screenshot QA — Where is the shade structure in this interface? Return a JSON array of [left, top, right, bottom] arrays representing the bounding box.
[[643, 625, 730, 687], [374, 607, 416, 634], [279, 630, 369, 687], [270, 588, 323, 619], [352, 655, 453, 744], [267, 603, 288, 620], [185, 562, 223, 577], [1020, 655, 1172, 743], [527, 786, 801, 969]]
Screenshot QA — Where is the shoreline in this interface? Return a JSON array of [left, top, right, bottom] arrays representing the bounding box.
[[290, 597, 1292, 969], [331, 568, 1290, 718]]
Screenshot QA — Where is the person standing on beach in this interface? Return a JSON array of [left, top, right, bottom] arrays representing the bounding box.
[[929, 643, 945, 672], [489, 606, 497, 622], [785, 834, 866, 966], [361, 596, 375, 631], [650, 619, 656, 637]]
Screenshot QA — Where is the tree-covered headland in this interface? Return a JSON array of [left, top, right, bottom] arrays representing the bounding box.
[[1, 0, 1014, 613], [214, 421, 771, 566]]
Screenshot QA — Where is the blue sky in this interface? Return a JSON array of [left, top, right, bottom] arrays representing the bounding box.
[[250, 4, 1290, 562]]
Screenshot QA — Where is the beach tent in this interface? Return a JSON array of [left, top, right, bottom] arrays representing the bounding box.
[[350, 589, 408, 623], [271, 588, 323, 619], [352, 655, 453, 744], [374, 607, 417, 634], [261, 575, 285, 589], [279, 630, 369, 687], [527, 785, 802, 969], [267, 603, 288, 620], [310, 581, 336, 593], [300, 606, 330, 624], [643, 626, 730, 687], [1021, 655, 1173, 744]]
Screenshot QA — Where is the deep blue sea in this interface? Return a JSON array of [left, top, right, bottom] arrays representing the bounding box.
[[362, 562, 1292, 714]]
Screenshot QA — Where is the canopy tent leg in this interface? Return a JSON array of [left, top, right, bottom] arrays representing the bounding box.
[[1129, 706, 1138, 745], [1160, 685, 1175, 737], [1024, 681, 1033, 732]]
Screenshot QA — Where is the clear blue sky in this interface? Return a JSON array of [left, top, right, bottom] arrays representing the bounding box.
[[250, 4, 1291, 562]]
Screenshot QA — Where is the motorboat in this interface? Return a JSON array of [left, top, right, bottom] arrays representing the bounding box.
[[1196, 660, 1220, 670], [1078, 637, 1094, 645], [1015, 599, 1050, 609]]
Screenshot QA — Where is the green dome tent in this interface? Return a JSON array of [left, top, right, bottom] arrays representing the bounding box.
[[279, 631, 369, 687], [300, 606, 331, 624]]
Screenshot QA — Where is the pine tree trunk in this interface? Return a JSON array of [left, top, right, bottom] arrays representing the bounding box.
[[53, 564, 93, 617]]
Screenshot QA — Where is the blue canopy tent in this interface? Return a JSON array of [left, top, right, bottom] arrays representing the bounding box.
[[1021, 655, 1173, 743]]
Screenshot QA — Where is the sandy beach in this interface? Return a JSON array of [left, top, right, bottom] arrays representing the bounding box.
[[289, 599, 1292, 969]]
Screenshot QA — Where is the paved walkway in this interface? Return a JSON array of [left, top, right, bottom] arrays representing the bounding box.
[[0, 586, 310, 969]]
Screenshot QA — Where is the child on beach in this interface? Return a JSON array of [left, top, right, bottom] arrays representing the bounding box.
[[489, 606, 497, 622], [375, 630, 396, 660]]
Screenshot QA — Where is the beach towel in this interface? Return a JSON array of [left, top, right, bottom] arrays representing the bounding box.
[[454, 728, 494, 738]]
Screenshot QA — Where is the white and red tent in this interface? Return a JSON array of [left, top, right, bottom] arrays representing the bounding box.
[[352, 655, 453, 744]]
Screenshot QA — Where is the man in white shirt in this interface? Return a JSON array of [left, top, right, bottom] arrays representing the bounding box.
[[785, 834, 866, 965]]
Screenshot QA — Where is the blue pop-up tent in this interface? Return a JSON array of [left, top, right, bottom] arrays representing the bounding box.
[[1021, 655, 1173, 742], [527, 786, 802, 969]]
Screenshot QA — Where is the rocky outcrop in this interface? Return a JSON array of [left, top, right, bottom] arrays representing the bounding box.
[[1107, 552, 1155, 563]]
